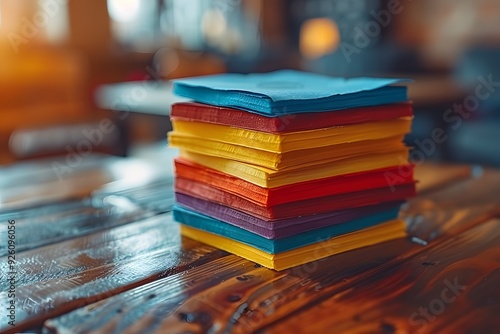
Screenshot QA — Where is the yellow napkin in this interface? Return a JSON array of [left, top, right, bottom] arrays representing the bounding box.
[[170, 134, 406, 170], [179, 150, 410, 188], [171, 117, 412, 152], [181, 219, 406, 270]]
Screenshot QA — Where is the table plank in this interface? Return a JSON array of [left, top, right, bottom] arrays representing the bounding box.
[[413, 162, 471, 194], [2, 163, 498, 333], [263, 218, 500, 334], [403, 168, 500, 243], [0, 154, 170, 212], [42, 214, 497, 334], [41, 167, 500, 333], [42, 239, 417, 334], [0, 215, 227, 333], [0, 198, 152, 256]]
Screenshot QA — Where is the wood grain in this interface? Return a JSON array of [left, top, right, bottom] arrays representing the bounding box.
[[0, 198, 152, 255], [413, 162, 471, 194], [0, 215, 227, 333], [263, 219, 500, 334], [1, 162, 499, 334], [41, 168, 500, 334], [403, 168, 500, 243]]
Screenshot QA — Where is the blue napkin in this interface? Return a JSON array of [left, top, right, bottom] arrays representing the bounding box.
[[173, 70, 409, 115], [173, 205, 400, 253]]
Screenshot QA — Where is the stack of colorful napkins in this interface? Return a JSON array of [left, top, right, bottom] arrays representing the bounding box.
[[168, 70, 415, 270]]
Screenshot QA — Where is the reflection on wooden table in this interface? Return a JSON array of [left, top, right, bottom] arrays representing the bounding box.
[[0, 151, 499, 334]]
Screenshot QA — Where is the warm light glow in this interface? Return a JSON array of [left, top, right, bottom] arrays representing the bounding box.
[[202, 10, 227, 40], [201, 9, 243, 54], [107, 0, 140, 22], [300, 18, 340, 59]]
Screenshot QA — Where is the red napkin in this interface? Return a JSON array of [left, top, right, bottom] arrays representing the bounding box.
[[171, 102, 413, 133], [175, 157, 414, 206], [175, 176, 416, 220]]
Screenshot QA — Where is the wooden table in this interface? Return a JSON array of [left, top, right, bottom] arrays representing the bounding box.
[[1, 151, 499, 334]]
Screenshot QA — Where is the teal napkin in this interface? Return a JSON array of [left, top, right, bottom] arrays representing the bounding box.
[[173, 205, 400, 253], [173, 70, 409, 115]]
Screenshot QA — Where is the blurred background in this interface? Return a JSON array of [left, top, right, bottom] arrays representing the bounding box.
[[1, 0, 500, 166]]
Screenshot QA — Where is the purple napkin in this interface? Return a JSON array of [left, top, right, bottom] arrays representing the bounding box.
[[175, 192, 402, 239]]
